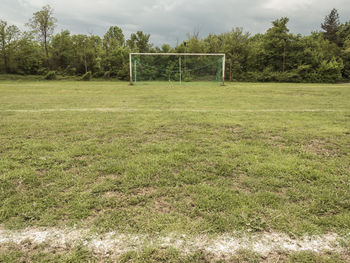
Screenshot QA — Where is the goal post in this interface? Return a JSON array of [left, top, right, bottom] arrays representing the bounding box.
[[129, 53, 226, 85]]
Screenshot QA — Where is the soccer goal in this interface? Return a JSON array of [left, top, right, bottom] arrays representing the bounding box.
[[129, 53, 226, 85]]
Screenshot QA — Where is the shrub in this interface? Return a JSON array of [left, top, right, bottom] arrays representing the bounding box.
[[318, 57, 344, 83], [109, 70, 118, 78], [44, 71, 56, 80], [183, 72, 193, 82], [277, 71, 301, 83], [81, 71, 92, 81], [63, 66, 76, 76], [296, 65, 321, 83], [92, 72, 103, 78], [103, 71, 110, 79]]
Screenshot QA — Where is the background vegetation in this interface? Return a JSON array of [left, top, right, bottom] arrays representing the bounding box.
[[0, 6, 349, 82]]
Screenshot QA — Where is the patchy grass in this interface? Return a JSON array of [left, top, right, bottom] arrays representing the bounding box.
[[0, 243, 349, 263], [0, 243, 95, 263], [0, 81, 349, 261]]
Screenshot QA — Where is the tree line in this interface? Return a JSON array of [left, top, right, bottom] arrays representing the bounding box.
[[0, 5, 349, 82]]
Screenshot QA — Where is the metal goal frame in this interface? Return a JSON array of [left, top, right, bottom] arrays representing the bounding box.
[[129, 53, 226, 85]]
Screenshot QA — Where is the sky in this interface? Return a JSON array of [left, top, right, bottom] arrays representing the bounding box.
[[1, 0, 349, 46]]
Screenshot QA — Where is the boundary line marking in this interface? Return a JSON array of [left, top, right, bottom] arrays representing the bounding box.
[[1, 108, 347, 113], [0, 228, 347, 258]]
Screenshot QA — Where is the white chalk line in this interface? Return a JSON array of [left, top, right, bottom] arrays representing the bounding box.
[[1, 108, 347, 113], [0, 228, 348, 258]]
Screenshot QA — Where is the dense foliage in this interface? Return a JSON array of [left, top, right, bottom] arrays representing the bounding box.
[[0, 6, 349, 82]]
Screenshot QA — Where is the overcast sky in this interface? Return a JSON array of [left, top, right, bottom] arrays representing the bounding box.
[[1, 0, 349, 46]]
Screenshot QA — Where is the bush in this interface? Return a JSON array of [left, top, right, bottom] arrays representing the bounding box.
[[317, 57, 344, 83], [81, 71, 92, 81], [44, 71, 56, 80], [63, 66, 76, 76], [92, 71, 103, 78], [295, 65, 321, 83], [243, 72, 260, 82], [109, 70, 118, 78], [183, 72, 193, 82], [277, 71, 301, 82], [103, 71, 110, 79]]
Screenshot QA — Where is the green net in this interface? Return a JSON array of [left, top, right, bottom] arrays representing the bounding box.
[[131, 55, 223, 83]]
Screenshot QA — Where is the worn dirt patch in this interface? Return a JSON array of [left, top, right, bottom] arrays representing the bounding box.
[[305, 139, 335, 156], [268, 135, 286, 148], [153, 197, 173, 214], [35, 168, 48, 176], [102, 191, 125, 199], [132, 186, 157, 196]]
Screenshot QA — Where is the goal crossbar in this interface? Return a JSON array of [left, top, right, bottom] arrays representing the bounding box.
[[129, 53, 225, 85]]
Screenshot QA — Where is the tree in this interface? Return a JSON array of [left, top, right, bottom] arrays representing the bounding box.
[[220, 28, 250, 81], [72, 34, 96, 74], [183, 33, 204, 53], [339, 21, 350, 47], [264, 17, 292, 72], [340, 32, 350, 79], [0, 20, 20, 73], [160, 44, 171, 53], [321, 8, 340, 45], [103, 46, 130, 79], [103, 26, 124, 56], [14, 32, 43, 74], [204, 33, 222, 53], [245, 33, 265, 72], [127, 31, 151, 52], [51, 30, 74, 72], [27, 5, 57, 61], [89, 35, 103, 75]]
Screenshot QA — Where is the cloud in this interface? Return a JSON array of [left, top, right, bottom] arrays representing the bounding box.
[[1, 0, 349, 46], [263, 0, 314, 11]]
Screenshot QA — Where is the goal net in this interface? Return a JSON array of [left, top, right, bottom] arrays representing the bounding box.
[[129, 53, 225, 85]]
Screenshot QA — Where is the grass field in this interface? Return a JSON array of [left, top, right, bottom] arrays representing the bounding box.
[[0, 80, 350, 262]]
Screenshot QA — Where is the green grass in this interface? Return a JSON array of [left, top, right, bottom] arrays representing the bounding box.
[[0, 81, 350, 261], [1, 244, 348, 263]]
